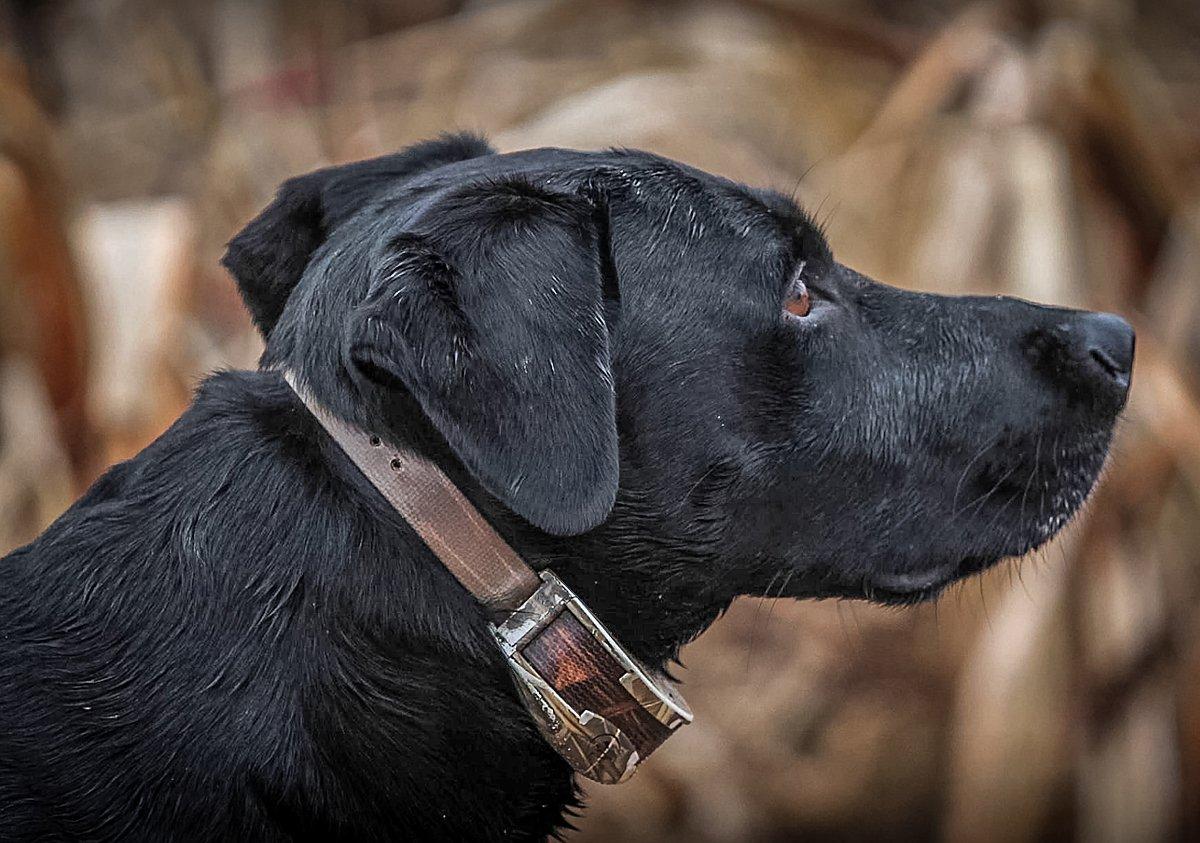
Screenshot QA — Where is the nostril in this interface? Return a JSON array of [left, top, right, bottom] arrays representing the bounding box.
[[1089, 347, 1125, 380], [1078, 311, 1134, 388]]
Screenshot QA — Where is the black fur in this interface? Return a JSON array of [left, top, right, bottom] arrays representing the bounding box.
[[0, 135, 1133, 841], [343, 179, 618, 535], [223, 132, 495, 336]]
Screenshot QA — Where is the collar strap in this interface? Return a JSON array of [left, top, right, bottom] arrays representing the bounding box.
[[283, 371, 691, 784], [282, 370, 538, 612]]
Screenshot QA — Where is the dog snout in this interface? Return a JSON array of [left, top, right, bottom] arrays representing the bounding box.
[[1025, 310, 1135, 409]]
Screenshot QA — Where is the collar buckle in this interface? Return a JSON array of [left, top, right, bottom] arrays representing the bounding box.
[[492, 571, 692, 784]]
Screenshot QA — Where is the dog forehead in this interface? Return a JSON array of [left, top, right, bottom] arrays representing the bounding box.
[[388, 147, 761, 219], [320, 147, 798, 318], [398, 146, 691, 184]]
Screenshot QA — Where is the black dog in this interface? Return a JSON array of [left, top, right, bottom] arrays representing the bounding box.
[[0, 135, 1133, 841]]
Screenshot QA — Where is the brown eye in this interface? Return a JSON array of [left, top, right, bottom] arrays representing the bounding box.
[[785, 286, 812, 318]]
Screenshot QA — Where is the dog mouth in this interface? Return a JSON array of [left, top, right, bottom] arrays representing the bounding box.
[[859, 472, 1102, 604], [785, 493, 1091, 607], [857, 481, 1097, 605], [862, 555, 1000, 604], [831, 476, 1098, 606], [775, 431, 1114, 607], [862, 435, 1113, 604], [793, 555, 1000, 605]]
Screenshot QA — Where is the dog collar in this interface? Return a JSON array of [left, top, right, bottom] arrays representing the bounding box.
[[283, 371, 691, 784]]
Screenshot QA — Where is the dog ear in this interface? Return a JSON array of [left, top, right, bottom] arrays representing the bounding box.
[[222, 133, 494, 337], [345, 179, 618, 536]]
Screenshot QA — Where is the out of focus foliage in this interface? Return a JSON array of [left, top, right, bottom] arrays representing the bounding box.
[[1, 1, 1198, 840]]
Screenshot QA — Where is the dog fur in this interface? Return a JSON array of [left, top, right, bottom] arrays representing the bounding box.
[[0, 135, 1132, 841]]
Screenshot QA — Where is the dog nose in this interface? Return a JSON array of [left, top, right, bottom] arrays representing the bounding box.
[[1032, 310, 1135, 404], [1076, 312, 1135, 391]]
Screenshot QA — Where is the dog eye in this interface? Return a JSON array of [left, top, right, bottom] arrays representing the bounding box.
[[784, 285, 812, 318], [784, 260, 813, 318]]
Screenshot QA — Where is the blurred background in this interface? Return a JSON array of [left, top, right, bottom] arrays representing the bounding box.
[[1, 0, 1198, 839]]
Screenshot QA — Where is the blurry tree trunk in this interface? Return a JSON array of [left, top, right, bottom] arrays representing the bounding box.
[[0, 56, 91, 478]]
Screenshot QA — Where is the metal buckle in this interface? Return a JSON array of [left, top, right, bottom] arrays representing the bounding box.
[[492, 571, 692, 784]]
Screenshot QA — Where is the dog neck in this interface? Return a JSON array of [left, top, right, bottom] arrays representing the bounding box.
[[283, 370, 692, 785]]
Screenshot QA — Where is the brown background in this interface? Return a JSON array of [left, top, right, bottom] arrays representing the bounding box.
[[2, 0, 1199, 839]]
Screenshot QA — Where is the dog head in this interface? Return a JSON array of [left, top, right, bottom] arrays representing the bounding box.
[[225, 135, 1133, 663]]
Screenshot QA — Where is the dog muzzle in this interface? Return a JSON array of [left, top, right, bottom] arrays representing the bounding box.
[[284, 371, 691, 784]]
